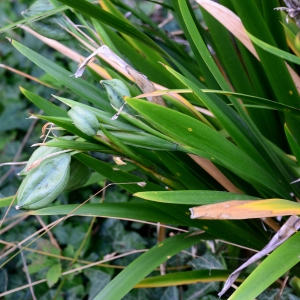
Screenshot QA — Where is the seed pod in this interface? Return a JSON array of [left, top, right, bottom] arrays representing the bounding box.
[[64, 158, 90, 191], [101, 79, 131, 99], [18, 146, 63, 177], [68, 106, 100, 136], [16, 153, 71, 210], [101, 79, 135, 115]]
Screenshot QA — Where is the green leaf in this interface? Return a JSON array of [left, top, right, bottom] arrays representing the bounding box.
[[285, 124, 300, 165], [172, 0, 221, 90], [30, 202, 187, 226], [0, 5, 68, 34], [153, 151, 209, 190], [134, 190, 259, 205], [58, 0, 165, 56], [83, 172, 106, 187], [203, 89, 300, 117], [98, 3, 173, 87], [75, 153, 164, 194], [35, 115, 99, 144], [117, 110, 174, 141], [100, 125, 147, 166], [46, 138, 113, 152], [11, 40, 112, 112], [163, 66, 280, 178], [22, 0, 71, 40], [175, 1, 297, 193], [0, 196, 15, 208], [94, 231, 213, 300], [136, 270, 239, 288], [247, 30, 300, 66], [230, 0, 300, 146], [125, 98, 289, 198], [105, 131, 181, 151], [20, 87, 67, 117], [229, 231, 300, 300], [84, 269, 111, 299], [28, 256, 55, 274], [178, 0, 230, 90], [200, 5, 281, 145], [131, 0, 173, 11], [46, 263, 62, 288], [53, 96, 140, 132], [30, 201, 265, 248]]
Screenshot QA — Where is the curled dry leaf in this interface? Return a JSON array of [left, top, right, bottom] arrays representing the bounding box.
[[136, 89, 191, 99], [23, 27, 200, 113], [23, 26, 111, 79], [126, 65, 166, 106], [113, 156, 127, 165], [73, 45, 165, 106], [196, 0, 257, 57], [190, 199, 300, 219], [218, 215, 300, 297]]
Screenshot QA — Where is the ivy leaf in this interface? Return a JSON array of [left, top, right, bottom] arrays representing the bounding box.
[[46, 263, 62, 288]]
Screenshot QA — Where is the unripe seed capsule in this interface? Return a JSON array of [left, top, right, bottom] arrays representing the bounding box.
[[18, 146, 62, 177], [101, 79, 131, 99], [68, 106, 100, 136], [64, 158, 90, 191], [16, 153, 71, 210], [101, 79, 135, 115]]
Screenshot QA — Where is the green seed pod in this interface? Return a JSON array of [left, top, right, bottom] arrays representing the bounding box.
[[101, 79, 131, 99], [101, 79, 135, 115], [68, 106, 100, 136], [16, 153, 71, 210], [63, 158, 90, 191], [18, 146, 63, 177]]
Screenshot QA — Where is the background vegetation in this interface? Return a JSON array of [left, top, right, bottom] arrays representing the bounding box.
[[1, 0, 300, 299]]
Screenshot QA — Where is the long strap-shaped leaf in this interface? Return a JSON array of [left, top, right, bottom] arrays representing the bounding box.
[[136, 269, 237, 288], [12, 40, 112, 112], [224, 217, 300, 299], [58, 0, 165, 57], [94, 231, 213, 300], [30, 202, 186, 226], [0, 5, 68, 33], [126, 98, 290, 198], [230, 0, 300, 147], [75, 153, 164, 194], [176, 0, 296, 196]]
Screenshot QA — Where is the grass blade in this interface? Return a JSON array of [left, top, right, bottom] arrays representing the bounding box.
[[229, 231, 300, 300], [126, 98, 290, 198], [94, 232, 213, 300], [134, 190, 259, 205], [12, 40, 112, 112]]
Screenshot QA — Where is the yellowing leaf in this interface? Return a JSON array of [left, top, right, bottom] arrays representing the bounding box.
[[136, 89, 191, 99], [135, 270, 238, 288], [190, 199, 300, 219]]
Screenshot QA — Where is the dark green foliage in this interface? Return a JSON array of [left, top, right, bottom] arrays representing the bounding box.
[[2, 0, 300, 299]]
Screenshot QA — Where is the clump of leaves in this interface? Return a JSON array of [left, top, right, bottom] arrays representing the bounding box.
[[2, 0, 300, 299]]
